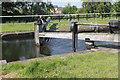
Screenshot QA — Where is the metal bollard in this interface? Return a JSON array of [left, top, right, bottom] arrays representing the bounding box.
[[71, 22, 78, 52], [85, 38, 96, 49]]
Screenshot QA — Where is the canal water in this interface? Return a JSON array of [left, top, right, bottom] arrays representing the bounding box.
[[2, 37, 115, 62]]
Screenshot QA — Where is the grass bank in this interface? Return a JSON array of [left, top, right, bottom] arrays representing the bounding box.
[[1, 18, 118, 32], [2, 52, 118, 78], [1, 17, 119, 32], [2, 24, 34, 32]]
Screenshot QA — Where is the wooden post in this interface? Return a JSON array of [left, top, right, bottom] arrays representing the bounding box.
[[86, 14, 88, 21], [59, 16, 60, 22], [66, 16, 68, 21], [78, 15, 79, 21], [109, 14, 111, 19], [35, 45, 40, 57], [69, 15, 71, 22], [72, 22, 78, 52], [34, 23, 40, 46], [34, 17, 51, 46], [116, 14, 117, 19], [12, 17, 14, 25], [94, 13, 95, 20], [102, 14, 103, 20]]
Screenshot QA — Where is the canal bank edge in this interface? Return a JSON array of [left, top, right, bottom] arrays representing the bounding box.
[[0, 31, 119, 65], [1, 31, 34, 40], [1, 49, 95, 65], [1, 45, 118, 65]]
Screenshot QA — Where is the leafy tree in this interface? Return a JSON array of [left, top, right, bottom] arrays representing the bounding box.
[[96, 2, 112, 13], [113, 1, 120, 12], [62, 3, 77, 14], [76, 8, 85, 13], [2, 2, 28, 15], [82, 2, 112, 13], [2, 2, 16, 15], [2, 2, 54, 15], [2, 2, 54, 23], [21, 2, 31, 15], [71, 5, 77, 14], [62, 3, 70, 14], [46, 3, 54, 14]]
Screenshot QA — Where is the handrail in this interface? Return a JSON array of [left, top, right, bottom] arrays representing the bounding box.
[[1, 12, 120, 18]]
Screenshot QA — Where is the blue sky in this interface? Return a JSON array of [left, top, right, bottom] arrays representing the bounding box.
[[45, 0, 118, 8], [48, 0, 83, 8], [52, 2, 82, 8]]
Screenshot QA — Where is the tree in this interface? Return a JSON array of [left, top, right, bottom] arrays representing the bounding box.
[[2, 2, 54, 15], [76, 8, 85, 13], [2, 2, 54, 23], [46, 3, 54, 14], [113, 1, 120, 12], [71, 5, 77, 14], [96, 2, 112, 13], [82, 2, 112, 13], [62, 3, 77, 14], [2, 2, 15, 15], [2, 2, 28, 15], [62, 3, 70, 14]]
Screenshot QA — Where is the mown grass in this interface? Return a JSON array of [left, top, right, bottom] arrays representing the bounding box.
[[2, 52, 118, 78], [51, 16, 118, 21], [1, 17, 118, 32], [2, 24, 34, 32], [48, 19, 117, 29]]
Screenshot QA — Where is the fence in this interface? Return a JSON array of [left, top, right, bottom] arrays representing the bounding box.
[[1, 12, 120, 24]]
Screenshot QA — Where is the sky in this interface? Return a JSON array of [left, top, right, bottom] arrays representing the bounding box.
[[0, 0, 118, 7], [45, 0, 119, 8], [48, 0, 83, 8]]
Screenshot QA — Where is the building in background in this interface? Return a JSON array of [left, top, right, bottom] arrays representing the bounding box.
[[50, 5, 63, 14]]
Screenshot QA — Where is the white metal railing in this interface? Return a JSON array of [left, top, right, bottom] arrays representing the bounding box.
[[0, 12, 120, 18]]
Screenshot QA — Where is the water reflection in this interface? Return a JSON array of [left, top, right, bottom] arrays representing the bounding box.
[[2, 37, 115, 62], [2, 39, 52, 62]]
